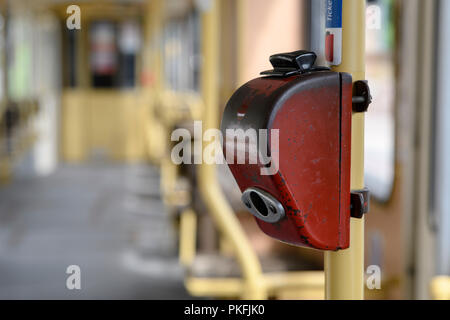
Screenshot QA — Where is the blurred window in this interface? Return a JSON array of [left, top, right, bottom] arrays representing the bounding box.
[[62, 19, 142, 89], [65, 29, 77, 88], [89, 21, 118, 88], [364, 0, 396, 201], [163, 8, 200, 92], [117, 20, 141, 88], [435, 0, 450, 274], [7, 10, 34, 100]]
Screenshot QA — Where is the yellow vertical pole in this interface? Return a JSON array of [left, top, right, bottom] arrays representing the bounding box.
[[146, 0, 164, 91], [143, 0, 166, 163], [324, 0, 366, 300], [179, 209, 198, 266]]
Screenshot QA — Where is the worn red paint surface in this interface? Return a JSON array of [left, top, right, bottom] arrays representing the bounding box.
[[221, 71, 352, 251]]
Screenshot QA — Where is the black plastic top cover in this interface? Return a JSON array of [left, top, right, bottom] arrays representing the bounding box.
[[261, 50, 329, 77]]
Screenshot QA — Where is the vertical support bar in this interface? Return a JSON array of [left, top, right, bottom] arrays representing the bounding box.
[[145, 0, 164, 91], [324, 0, 366, 300], [236, 0, 245, 86], [0, 0, 10, 184], [413, 0, 438, 299], [179, 209, 197, 266], [142, 0, 166, 163]]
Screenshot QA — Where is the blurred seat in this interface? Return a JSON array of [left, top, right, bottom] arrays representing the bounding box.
[[431, 276, 450, 300], [189, 253, 319, 279]]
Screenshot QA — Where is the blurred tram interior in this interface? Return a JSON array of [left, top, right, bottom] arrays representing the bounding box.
[[0, 0, 448, 300]]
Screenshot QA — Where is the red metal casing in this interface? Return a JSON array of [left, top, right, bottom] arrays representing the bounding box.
[[221, 71, 353, 250]]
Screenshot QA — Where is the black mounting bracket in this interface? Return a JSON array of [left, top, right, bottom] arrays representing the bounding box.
[[350, 188, 370, 219], [352, 80, 372, 113]]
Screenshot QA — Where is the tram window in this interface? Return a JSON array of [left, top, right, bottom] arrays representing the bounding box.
[[364, 0, 396, 201], [8, 12, 34, 100], [164, 8, 200, 92], [65, 29, 78, 88], [117, 20, 141, 88], [89, 21, 118, 88], [88, 20, 141, 89]]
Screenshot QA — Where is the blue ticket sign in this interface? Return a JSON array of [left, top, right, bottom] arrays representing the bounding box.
[[325, 0, 343, 66]]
